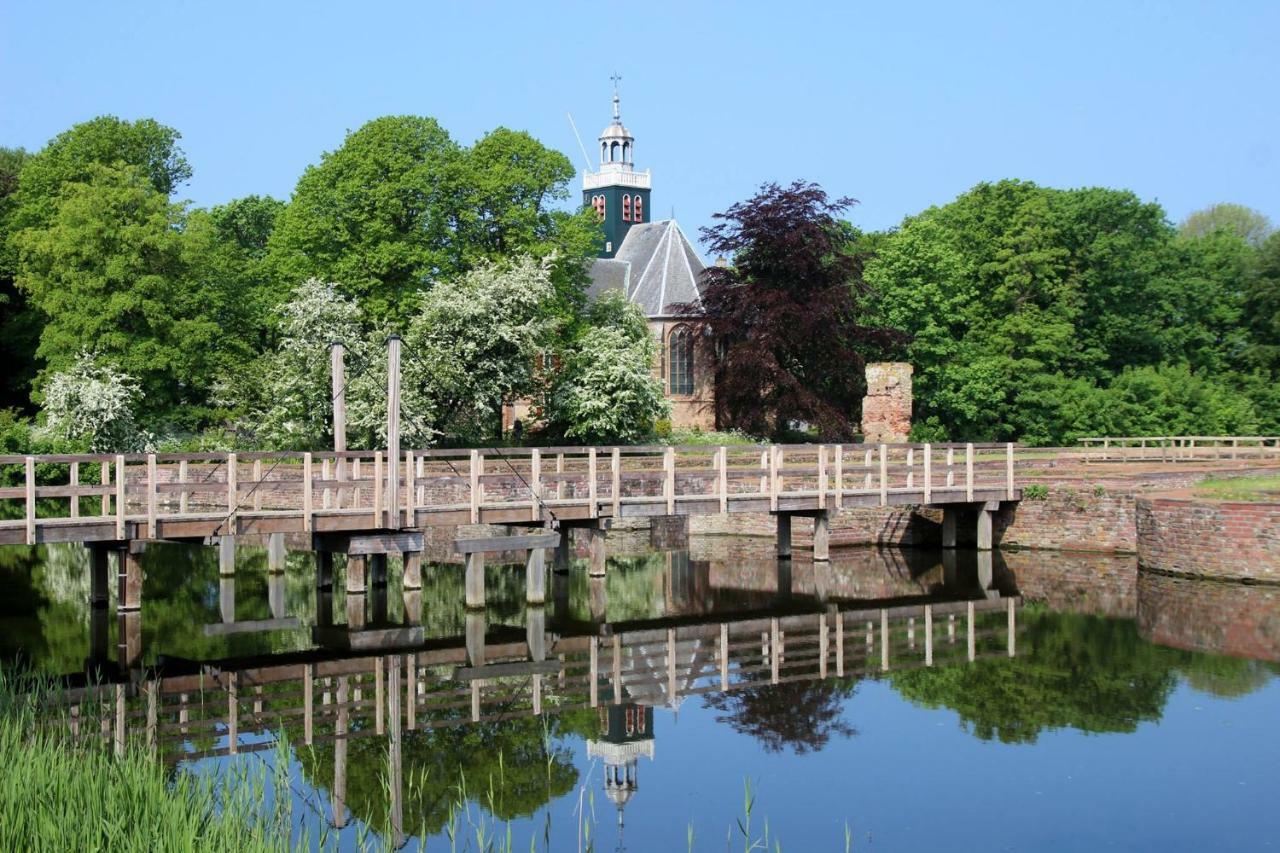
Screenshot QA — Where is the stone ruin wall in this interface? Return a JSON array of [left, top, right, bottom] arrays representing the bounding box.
[[861, 362, 913, 443]]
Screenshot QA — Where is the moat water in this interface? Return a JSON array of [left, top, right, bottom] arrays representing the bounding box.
[[1, 538, 1277, 851]]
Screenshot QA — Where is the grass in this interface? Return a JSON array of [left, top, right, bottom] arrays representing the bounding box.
[[1191, 475, 1280, 501], [0, 675, 291, 852]]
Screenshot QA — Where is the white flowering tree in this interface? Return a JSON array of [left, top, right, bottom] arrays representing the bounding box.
[[223, 278, 385, 449], [40, 353, 149, 452], [548, 291, 668, 444], [401, 255, 558, 443]]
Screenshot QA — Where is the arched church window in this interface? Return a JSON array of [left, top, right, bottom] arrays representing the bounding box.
[[669, 326, 694, 396], [610, 141, 620, 162], [622, 194, 632, 221], [592, 195, 605, 220], [601, 142, 607, 163], [622, 141, 630, 162], [634, 195, 643, 222]]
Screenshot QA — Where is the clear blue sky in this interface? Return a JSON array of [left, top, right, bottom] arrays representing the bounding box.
[[3, 1, 1277, 248]]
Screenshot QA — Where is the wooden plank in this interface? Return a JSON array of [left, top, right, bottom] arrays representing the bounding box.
[[69, 462, 79, 519], [178, 460, 188, 515], [611, 447, 621, 516], [303, 453, 314, 532], [453, 660, 564, 681], [718, 447, 728, 514], [115, 455, 126, 540], [147, 454, 158, 538], [923, 444, 932, 504], [1006, 442, 1015, 500], [24, 456, 35, 545], [588, 448, 597, 517], [453, 533, 560, 554], [102, 459, 112, 517], [833, 445, 843, 509], [373, 451, 383, 527], [226, 452, 237, 520], [469, 450, 480, 523], [817, 445, 827, 510], [966, 443, 975, 502], [530, 449, 541, 522], [879, 444, 888, 506]]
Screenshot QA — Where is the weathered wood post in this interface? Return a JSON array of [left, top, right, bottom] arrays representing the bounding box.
[[465, 552, 485, 608], [879, 443, 888, 506], [24, 456, 35, 545], [812, 511, 830, 561], [526, 546, 546, 604], [219, 535, 235, 577], [331, 342, 347, 504], [385, 335, 401, 529], [923, 443, 932, 503], [776, 513, 792, 559]]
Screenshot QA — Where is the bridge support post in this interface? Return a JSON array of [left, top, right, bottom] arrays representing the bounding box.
[[466, 612, 486, 667], [402, 552, 422, 590], [403, 589, 422, 626], [268, 572, 285, 619], [267, 533, 286, 573], [117, 610, 141, 671], [585, 527, 607, 577], [976, 501, 998, 551], [776, 559, 793, 603], [118, 546, 142, 612], [776, 514, 792, 559], [371, 580, 388, 624], [527, 606, 547, 662], [588, 576, 607, 624], [465, 553, 485, 609], [346, 593, 366, 630], [316, 589, 334, 628], [218, 536, 236, 577], [812, 511, 830, 561], [219, 576, 235, 623], [89, 605, 109, 667], [88, 544, 110, 607], [316, 551, 334, 590], [941, 508, 958, 548], [346, 555, 367, 594], [370, 553, 388, 587], [553, 529, 571, 574], [553, 570, 570, 620], [526, 547, 546, 604], [977, 550, 995, 596]]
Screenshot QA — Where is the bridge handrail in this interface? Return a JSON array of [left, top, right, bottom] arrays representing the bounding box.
[[1, 442, 1032, 545]]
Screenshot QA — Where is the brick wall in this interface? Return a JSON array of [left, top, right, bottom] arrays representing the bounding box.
[[1137, 570, 1280, 662], [1135, 496, 1280, 583]]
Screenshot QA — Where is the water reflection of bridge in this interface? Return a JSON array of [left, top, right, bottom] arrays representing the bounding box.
[[43, 589, 1019, 845]]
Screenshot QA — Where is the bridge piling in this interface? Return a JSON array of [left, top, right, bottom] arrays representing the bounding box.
[[346, 555, 367, 594], [526, 547, 547, 604], [813, 510, 830, 561], [88, 544, 110, 607], [465, 553, 485, 608], [267, 533, 286, 573], [218, 536, 235, 577], [776, 513, 792, 559]]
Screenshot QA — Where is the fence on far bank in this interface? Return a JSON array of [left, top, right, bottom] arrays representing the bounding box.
[[1078, 436, 1280, 463]]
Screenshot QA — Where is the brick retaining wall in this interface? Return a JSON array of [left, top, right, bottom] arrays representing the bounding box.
[[1137, 570, 1280, 661], [1135, 496, 1280, 583]]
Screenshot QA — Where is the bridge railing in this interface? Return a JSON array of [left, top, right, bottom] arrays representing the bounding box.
[[1077, 436, 1280, 463], [0, 442, 1026, 544]]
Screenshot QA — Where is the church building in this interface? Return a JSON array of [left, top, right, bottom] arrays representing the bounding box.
[[583, 83, 716, 430]]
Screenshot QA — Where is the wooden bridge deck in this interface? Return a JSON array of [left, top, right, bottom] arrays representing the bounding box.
[[1, 442, 1022, 547]]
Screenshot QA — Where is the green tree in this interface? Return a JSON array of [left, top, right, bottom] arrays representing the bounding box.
[[547, 291, 668, 443], [0, 147, 39, 411], [10, 116, 191, 232], [891, 609, 1177, 744], [1179, 202, 1273, 247], [867, 180, 1258, 442], [13, 164, 229, 426], [269, 117, 597, 327]]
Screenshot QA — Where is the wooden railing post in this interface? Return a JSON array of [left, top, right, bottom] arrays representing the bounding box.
[[146, 453, 158, 539], [718, 446, 728, 514], [226, 452, 238, 526], [965, 443, 974, 501], [611, 447, 621, 517], [769, 445, 779, 511], [878, 443, 888, 506], [373, 451, 383, 526], [24, 456, 35, 545], [469, 450, 480, 523], [404, 450, 414, 527], [69, 461, 79, 519], [665, 446, 675, 514], [833, 444, 843, 509], [863, 448, 873, 490], [923, 443, 932, 503], [588, 447, 598, 518], [101, 458, 111, 517], [817, 444, 827, 510], [946, 447, 955, 488], [115, 455, 126, 540], [530, 449, 541, 522], [303, 452, 314, 532], [906, 447, 914, 489], [1006, 442, 1015, 499], [178, 459, 188, 515]]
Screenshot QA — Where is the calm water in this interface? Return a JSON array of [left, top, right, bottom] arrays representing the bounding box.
[[1, 537, 1277, 851]]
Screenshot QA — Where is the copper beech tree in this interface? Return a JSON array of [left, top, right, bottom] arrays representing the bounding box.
[[679, 181, 906, 440]]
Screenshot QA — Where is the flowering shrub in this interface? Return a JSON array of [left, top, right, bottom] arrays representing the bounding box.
[[40, 353, 149, 452]]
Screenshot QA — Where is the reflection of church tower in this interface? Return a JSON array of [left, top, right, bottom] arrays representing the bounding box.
[[587, 704, 656, 852], [583, 74, 652, 258]]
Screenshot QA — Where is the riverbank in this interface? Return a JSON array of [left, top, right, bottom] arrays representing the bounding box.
[[0, 679, 286, 851]]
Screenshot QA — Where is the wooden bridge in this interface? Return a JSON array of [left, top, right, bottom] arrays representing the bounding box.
[[2, 441, 1021, 548]]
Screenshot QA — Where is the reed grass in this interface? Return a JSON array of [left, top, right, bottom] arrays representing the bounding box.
[[0, 674, 289, 852]]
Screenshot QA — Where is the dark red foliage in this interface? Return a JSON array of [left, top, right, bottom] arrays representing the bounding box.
[[677, 181, 907, 439]]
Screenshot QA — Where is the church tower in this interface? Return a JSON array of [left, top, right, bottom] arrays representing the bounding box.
[[583, 75, 651, 258]]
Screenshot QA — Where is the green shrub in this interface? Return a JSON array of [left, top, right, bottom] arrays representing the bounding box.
[[1022, 484, 1049, 500]]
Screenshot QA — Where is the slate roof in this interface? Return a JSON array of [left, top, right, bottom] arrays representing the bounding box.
[[586, 219, 706, 318]]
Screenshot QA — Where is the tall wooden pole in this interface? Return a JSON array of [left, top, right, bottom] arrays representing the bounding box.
[[330, 342, 347, 510], [386, 335, 401, 529]]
